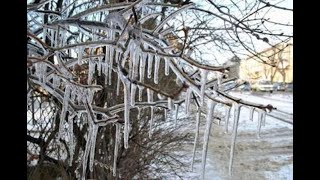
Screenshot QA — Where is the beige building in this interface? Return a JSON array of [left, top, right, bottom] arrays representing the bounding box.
[[239, 39, 293, 84]]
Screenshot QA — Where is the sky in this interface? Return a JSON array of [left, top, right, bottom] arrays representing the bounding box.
[[173, 0, 293, 65]]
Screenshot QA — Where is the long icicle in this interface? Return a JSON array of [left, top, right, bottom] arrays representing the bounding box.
[[113, 123, 120, 176], [89, 124, 98, 172], [257, 110, 263, 139], [174, 104, 179, 128], [154, 55, 160, 84], [149, 106, 154, 138], [224, 105, 231, 133], [147, 53, 153, 79], [201, 100, 216, 180], [191, 106, 201, 171], [228, 103, 241, 176], [200, 69, 208, 105], [249, 107, 255, 121]]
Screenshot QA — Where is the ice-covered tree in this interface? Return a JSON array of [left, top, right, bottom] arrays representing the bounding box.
[[27, 0, 292, 179]]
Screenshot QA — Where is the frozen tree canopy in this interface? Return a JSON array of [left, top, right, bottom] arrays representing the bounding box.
[[27, 0, 292, 179]]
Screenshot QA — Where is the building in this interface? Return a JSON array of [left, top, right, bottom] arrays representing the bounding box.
[[239, 39, 293, 84]]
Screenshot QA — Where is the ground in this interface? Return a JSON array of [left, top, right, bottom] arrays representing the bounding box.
[[189, 91, 293, 180]]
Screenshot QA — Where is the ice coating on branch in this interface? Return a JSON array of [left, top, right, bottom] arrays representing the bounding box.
[[200, 69, 208, 105], [228, 103, 241, 176], [113, 123, 120, 176], [147, 53, 153, 79], [191, 106, 201, 171], [105, 12, 127, 30], [154, 55, 160, 84], [153, 3, 195, 33], [52, 74, 60, 88], [201, 100, 216, 180]]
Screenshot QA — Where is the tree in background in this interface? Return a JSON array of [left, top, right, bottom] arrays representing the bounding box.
[[27, 0, 292, 179]]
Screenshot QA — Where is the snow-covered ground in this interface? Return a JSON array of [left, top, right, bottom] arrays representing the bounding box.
[[187, 91, 293, 180]]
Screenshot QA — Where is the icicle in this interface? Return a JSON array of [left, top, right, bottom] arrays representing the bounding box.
[[130, 83, 136, 106], [249, 107, 255, 121], [165, 57, 170, 76], [174, 104, 179, 128], [149, 106, 154, 139], [200, 69, 208, 105], [78, 46, 83, 65], [191, 106, 201, 171], [185, 88, 192, 115], [131, 48, 139, 80], [105, 45, 109, 65], [228, 103, 241, 176], [168, 97, 173, 110], [88, 60, 95, 85], [43, 26, 47, 42], [147, 88, 153, 103], [108, 46, 114, 85], [104, 63, 109, 86], [122, 78, 131, 149], [147, 53, 153, 79], [224, 106, 231, 133], [262, 111, 266, 126], [154, 55, 160, 84], [115, 50, 119, 64], [97, 57, 102, 76], [82, 121, 93, 180], [138, 86, 143, 101], [58, 84, 71, 140], [113, 123, 120, 176], [137, 107, 141, 119], [139, 53, 147, 83], [116, 75, 121, 96], [201, 100, 216, 180], [257, 110, 263, 138], [89, 124, 98, 172], [164, 109, 168, 120], [50, 29, 54, 47], [68, 114, 74, 166]]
